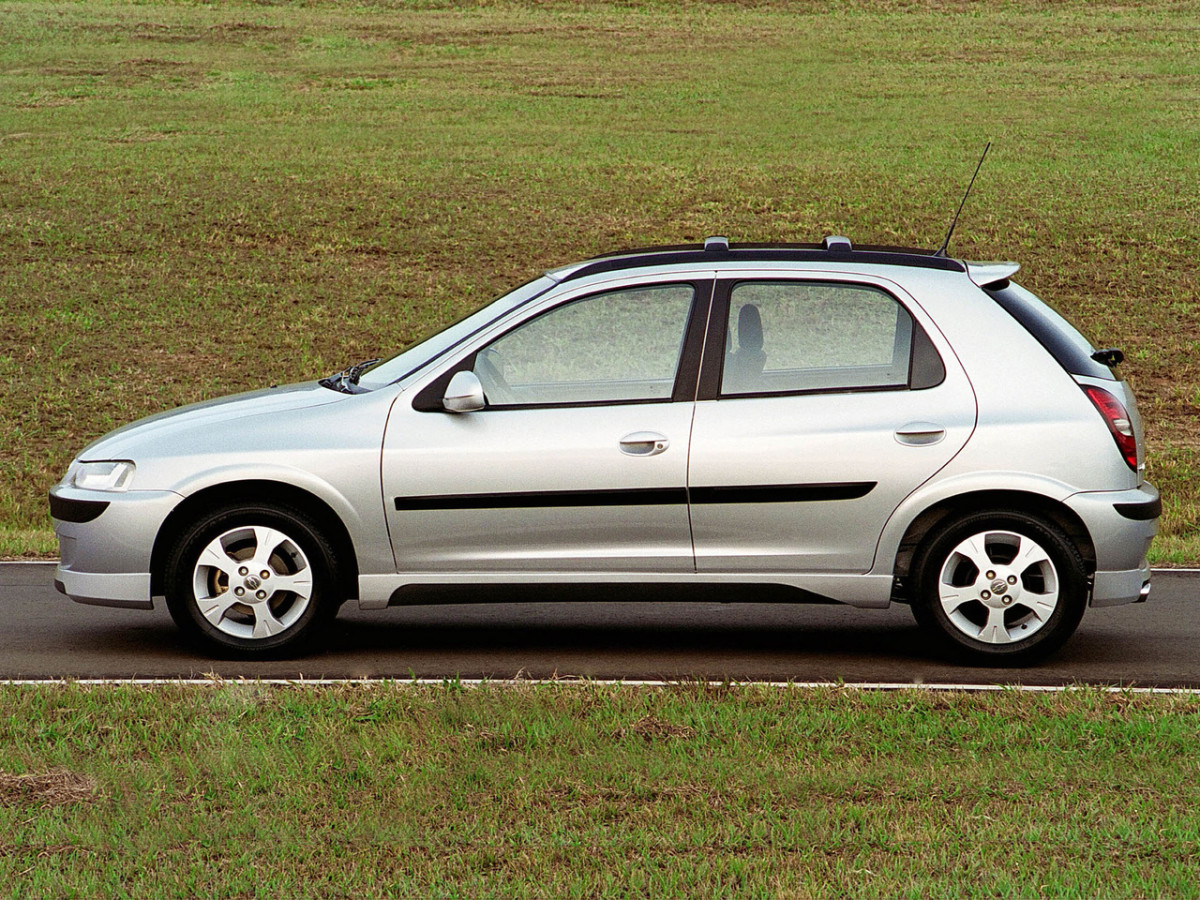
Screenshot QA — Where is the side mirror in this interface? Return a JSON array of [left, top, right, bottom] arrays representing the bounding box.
[[442, 370, 485, 413]]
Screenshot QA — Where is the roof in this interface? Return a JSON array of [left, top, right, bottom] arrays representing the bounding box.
[[547, 236, 970, 285]]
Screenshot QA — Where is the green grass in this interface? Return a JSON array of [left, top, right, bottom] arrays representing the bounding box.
[[3, 682, 1200, 897], [3, 0, 1200, 560], [0, 528, 57, 561]]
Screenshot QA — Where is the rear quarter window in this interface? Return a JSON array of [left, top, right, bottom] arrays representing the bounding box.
[[986, 282, 1119, 381]]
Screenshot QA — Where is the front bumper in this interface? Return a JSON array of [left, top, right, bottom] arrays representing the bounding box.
[[50, 485, 183, 609], [1065, 482, 1160, 608]]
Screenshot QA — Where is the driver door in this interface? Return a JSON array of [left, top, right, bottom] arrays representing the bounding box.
[[381, 279, 713, 574]]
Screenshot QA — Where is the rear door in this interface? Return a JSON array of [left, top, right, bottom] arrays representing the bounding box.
[[687, 273, 976, 573]]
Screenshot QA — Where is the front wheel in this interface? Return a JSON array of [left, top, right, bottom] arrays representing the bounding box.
[[911, 510, 1088, 666], [164, 504, 339, 657]]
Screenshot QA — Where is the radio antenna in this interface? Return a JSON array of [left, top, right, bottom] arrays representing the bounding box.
[[934, 141, 990, 258]]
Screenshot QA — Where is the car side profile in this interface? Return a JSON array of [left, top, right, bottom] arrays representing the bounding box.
[[49, 236, 1160, 663]]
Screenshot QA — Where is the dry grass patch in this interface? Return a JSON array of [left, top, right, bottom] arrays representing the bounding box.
[[0, 770, 97, 809], [614, 714, 697, 742]]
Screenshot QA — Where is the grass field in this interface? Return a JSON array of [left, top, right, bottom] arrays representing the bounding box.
[[1, 682, 1199, 897], [1, 0, 1199, 560]]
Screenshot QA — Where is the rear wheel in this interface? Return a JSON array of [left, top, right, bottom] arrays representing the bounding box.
[[911, 510, 1088, 665], [165, 504, 339, 657]]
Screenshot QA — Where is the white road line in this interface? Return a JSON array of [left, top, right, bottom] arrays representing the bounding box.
[[0, 678, 1197, 693]]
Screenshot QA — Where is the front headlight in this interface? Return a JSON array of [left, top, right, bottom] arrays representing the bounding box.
[[71, 460, 136, 492]]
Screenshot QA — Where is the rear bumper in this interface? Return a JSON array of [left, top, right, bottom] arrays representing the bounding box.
[[1065, 483, 1159, 608], [50, 485, 182, 610], [1090, 563, 1152, 609]]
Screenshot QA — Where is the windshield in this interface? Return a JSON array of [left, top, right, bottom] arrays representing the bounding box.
[[353, 275, 558, 390]]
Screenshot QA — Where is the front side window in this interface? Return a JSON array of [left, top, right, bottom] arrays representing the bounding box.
[[721, 281, 915, 396], [474, 283, 695, 406]]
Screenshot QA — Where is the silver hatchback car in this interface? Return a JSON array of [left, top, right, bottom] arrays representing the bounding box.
[[50, 236, 1159, 664]]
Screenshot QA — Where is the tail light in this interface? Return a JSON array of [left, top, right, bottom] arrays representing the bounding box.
[[1082, 385, 1138, 471]]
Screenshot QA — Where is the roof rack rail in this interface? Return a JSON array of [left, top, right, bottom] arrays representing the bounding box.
[[550, 239, 967, 284]]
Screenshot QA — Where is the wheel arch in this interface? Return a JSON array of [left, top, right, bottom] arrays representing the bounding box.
[[891, 490, 1096, 583], [150, 480, 360, 600]]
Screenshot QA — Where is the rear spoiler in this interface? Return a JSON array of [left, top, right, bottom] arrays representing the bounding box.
[[966, 261, 1021, 289]]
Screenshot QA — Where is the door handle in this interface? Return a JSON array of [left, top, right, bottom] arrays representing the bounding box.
[[620, 432, 670, 457], [895, 423, 946, 446]]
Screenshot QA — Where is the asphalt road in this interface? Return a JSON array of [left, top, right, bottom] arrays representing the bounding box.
[[2, 562, 1197, 685]]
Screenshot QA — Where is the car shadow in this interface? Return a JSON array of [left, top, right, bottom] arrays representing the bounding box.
[[20, 581, 1171, 683], [318, 583, 940, 673]]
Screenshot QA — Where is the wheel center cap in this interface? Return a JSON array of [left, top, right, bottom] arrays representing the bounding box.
[[991, 578, 1008, 595], [244, 575, 261, 591]]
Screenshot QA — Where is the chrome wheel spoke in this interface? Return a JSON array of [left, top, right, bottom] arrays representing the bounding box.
[[1014, 536, 1051, 572], [251, 604, 288, 640], [248, 526, 289, 574], [198, 592, 241, 627], [956, 536, 993, 576], [1024, 594, 1058, 622], [270, 571, 312, 600], [978, 605, 1011, 644], [196, 542, 240, 582], [939, 584, 976, 616]]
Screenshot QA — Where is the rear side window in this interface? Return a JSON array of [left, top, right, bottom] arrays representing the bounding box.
[[719, 281, 943, 396], [987, 282, 1118, 381]]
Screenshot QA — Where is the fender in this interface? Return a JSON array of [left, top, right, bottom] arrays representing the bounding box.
[[871, 470, 1079, 577], [171, 463, 360, 525], [165, 462, 394, 577]]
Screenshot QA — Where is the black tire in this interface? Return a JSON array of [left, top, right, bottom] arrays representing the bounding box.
[[911, 509, 1088, 666], [164, 503, 339, 658]]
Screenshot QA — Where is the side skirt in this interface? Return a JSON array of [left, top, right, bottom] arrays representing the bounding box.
[[357, 572, 894, 611]]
